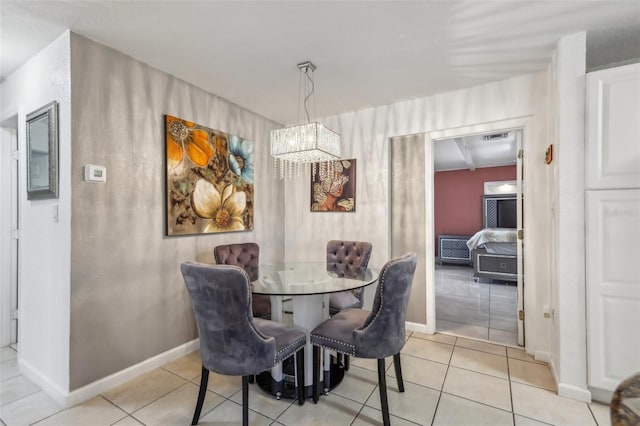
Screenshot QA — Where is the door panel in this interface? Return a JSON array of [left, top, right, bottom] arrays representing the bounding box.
[[586, 189, 640, 390]]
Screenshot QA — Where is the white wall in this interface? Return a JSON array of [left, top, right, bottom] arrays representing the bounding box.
[[0, 32, 72, 401], [550, 32, 591, 402], [284, 71, 552, 358]]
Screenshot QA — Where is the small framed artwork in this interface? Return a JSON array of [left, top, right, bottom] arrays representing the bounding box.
[[165, 115, 254, 235], [311, 159, 356, 212]]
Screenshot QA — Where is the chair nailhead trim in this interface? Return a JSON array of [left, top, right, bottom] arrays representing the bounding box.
[[310, 335, 356, 356], [273, 336, 306, 365]]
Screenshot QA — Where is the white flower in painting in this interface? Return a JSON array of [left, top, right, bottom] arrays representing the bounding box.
[[191, 179, 246, 233]]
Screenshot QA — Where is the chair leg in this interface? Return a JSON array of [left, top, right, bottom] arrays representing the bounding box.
[[191, 366, 209, 425], [313, 345, 321, 403], [344, 354, 350, 371], [295, 348, 305, 405], [242, 375, 249, 426], [377, 359, 391, 426], [393, 353, 404, 392]]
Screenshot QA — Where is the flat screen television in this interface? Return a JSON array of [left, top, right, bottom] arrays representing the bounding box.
[[483, 195, 517, 228], [496, 198, 517, 228]]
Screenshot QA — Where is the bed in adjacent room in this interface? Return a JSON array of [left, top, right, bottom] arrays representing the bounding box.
[[466, 227, 518, 282]]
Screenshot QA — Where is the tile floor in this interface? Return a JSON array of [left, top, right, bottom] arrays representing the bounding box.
[[435, 264, 518, 346], [1, 333, 610, 425]]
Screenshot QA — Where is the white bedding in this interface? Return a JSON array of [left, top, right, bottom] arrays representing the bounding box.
[[466, 228, 517, 251]]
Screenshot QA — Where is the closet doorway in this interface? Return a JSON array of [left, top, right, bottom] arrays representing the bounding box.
[[432, 130, 523, 346]]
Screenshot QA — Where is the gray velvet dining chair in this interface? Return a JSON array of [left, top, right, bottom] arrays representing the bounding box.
[[310, 252, 417, 426], [326, 240, 373, 370], [214, 242, 271, 319], [327, 240, 373, 315], [180, 262, 306, 426]]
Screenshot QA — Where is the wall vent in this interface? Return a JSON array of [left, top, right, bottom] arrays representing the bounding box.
[[483, 133, 509, 141]]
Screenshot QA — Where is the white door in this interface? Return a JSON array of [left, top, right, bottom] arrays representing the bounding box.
[[516, 130, 524, 346], [586, 189, 640, 391], [586, 63, 640, 190], [586, 63, 640, 392], [0, 124, 19, 347]]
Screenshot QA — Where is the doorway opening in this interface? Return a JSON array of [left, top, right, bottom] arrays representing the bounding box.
[[1, 116, 19, 351], [433, 129, 524, 346]]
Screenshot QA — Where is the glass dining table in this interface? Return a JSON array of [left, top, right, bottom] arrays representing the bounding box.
[[251, 261, 379, 399]]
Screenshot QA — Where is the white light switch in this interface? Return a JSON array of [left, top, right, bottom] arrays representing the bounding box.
[[84, 164, 106, 183]]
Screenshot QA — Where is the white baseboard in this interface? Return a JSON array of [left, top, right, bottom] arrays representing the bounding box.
[[533, 350, 552, 364], [405, 321, 433, 335], [19, 358, 69, 407], [528, 351, 591, 402], [589, 386, 613, 404], [558, 382, 592, 402], [20, 339, 200, 408]]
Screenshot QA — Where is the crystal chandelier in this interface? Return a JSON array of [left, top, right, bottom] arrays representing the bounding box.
[[271, 61, 341, 179]]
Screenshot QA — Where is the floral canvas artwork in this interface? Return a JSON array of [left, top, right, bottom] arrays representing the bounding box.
[[311, 159, 356, 212], [165, 115, 254, 235]]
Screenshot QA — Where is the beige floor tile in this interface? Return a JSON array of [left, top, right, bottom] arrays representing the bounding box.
[[589, 402, 611, 426], [199, 398, 273, 425], [229, 384, 295, 419], [455, 337, 507, 356], [276, 393, 361, 425], [353, 405, 421, 426], [507, 347, 546, 365], [514, 414, 553, 425], [328, 365, 378, 403], [133, 382, 224, 425], [450, 346, 508, 379], [348, 357, 392, 373], [0, 348, 17, 363], [508, 359, 555, 391], [0, 359, 20, 382], [402, 337, 453, 364], [443, 366, 511, 411], [365, 379, 439, 425], [511, 382, 596, 426], [161, 350, 202, 380], [111, 416, 144, 426], [411, 332, 457, 346], [102, 368, 187, 413], [0, 374, 41, 407], [33, 396, 127, 426], [387, 354, 448, 391], [192, 370, 242, 397], [432, 393, 513, 426], [0, 391, 62, 426]]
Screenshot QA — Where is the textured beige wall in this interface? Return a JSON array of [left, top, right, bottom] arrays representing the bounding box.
[[390, 134, 427, 323], [69, 34, 284, 389], [285, 71, 550, 336]]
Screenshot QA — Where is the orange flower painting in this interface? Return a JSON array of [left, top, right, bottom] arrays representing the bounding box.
[[165, 115, 254, 235]]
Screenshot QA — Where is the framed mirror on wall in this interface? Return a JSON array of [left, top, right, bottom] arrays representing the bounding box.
[[26, 101, 58, 200]]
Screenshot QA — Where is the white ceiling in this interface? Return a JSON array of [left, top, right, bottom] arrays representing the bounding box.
[[435, 131, 517, 172], [2, 0, 639, 127]]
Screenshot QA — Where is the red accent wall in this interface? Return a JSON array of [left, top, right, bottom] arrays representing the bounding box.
[[434, 166, 516, 256]]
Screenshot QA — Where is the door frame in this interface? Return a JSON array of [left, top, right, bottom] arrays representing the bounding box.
[[1, 112, 19, 347], [425, 117, 533, 349]]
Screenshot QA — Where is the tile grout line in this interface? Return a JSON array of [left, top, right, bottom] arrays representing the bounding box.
[[506, 354, 516, 425], [430, 335, 457, 426]]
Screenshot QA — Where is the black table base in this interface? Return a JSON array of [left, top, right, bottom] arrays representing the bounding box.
[[255, 356, 346, 399]]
